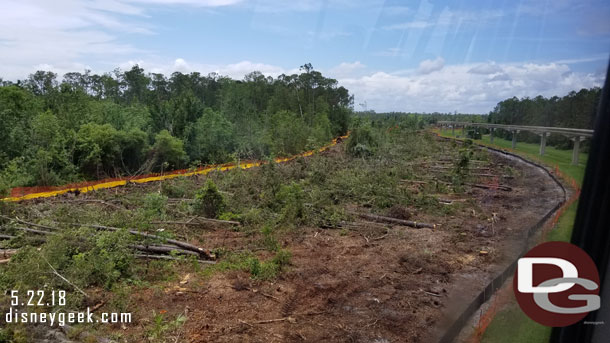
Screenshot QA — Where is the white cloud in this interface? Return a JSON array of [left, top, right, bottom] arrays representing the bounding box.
[[0, 0, 248, 80], [418, 57, 445, 74], [337, 61, 605, 113], [329, 61, 366, 78], [468, 62, 504, 75], [119, 58, 296, 79]]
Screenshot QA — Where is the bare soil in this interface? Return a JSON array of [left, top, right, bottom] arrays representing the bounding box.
[[116, 142, 564, 342]]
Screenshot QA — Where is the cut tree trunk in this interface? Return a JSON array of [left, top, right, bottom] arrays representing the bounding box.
[[135, 254, 216, 264], [129, 244, 199, 257], [0, 215, 56, 231], [464, 182, 512, 191], [351, 212, 436, 229], [69, 223, 214, 260]]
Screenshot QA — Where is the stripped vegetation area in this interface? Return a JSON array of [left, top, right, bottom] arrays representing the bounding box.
[[0, 122, 564, 342]]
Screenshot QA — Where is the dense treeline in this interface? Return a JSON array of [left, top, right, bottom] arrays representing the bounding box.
[[0, 64, 352, 193], [487, 88, 601, 148]]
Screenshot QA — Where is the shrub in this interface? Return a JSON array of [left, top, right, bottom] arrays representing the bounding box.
[[346, 125, 378, 157], [152, 130, 188, 171], [161, 178, 192, 198], [193, 179, 226, 218], [143, 193, 168, 218], [454, 148, 472, 177], [275, 182, 305, 225], [260, 224, 279, 251], [248, 249, 292, 280]]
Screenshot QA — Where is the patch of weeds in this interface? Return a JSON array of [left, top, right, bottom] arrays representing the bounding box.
[[218, 211, 241, 223], [414, 194, 440, 212], [275, 182, 305, 226], [109, 283, 131, 313], [260, 224, 279, 251], [161, 178, 194, 198], [147, 311, 187, 343], [201, 250, 291, 281], [503, 166, 518, 178], [200, 252, 255, 278], [250, 249, 292, 280], [142, 193, 168, 219], [239, 208, 267, 226], [136, 259, 179, 282], [1, 228, 134, 309], [308, 169, 326, 185], [314, 206, 348, 228]]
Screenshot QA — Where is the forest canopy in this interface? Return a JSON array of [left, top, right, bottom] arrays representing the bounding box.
[[0, 64, 353, 192]]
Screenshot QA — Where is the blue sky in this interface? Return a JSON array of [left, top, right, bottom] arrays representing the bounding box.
[[1, 0, 609, 113]]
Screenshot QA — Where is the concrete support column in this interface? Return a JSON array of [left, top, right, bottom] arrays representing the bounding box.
[[490, 128, 495, 143], [539, 132, 549, 155], [452, 124, 455, 136], [511, 130, 520, 149], [572, 136, 584, 165]]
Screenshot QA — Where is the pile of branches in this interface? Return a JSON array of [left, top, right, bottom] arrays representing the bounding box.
[[0, 215, 216, 264]]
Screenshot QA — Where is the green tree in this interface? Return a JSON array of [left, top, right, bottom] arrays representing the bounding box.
[[151, 130, 188, 171], [75, 123, 123, 177], [189, 108, 235, 163], [266, 110, 308, 156]]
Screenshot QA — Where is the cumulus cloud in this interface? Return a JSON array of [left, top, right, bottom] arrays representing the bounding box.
[[338, 62, 605, 113], [0, 0, 247, 80], [418, 57, 445, 74], [119, 58, 295, 79], [329, 61, 366, 78], [468, 62, 504, 75]]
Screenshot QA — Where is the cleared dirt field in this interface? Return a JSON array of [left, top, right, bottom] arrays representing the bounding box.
[[0, 133, 565, 342]]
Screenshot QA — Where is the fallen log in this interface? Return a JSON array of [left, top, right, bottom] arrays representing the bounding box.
[[464, 182, 512, 192], [66, 223, 214, 260], [135, 254, 216, 264], [471, 173, 514, 179], [193, 217, 241, 226], [426, 178, 512, 191], [399, 180, 429, 184], [1, 249, 18, 258], [151, 221, 209, 227], [437, 198, 469, 204], [351, 212, 436, 229], [430, 166, 491, 171], [152, 217, 240, 226], [129, 244, 199, 257], [0, 215, 56, 231], [0, 234, 16, 240], [2, 226, 54, 235]]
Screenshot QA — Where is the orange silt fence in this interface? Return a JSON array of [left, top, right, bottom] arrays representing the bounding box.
[[3, 133, 349, 202]]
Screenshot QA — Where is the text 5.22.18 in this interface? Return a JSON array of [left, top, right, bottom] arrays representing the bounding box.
[[10, 290, 66, 307]]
